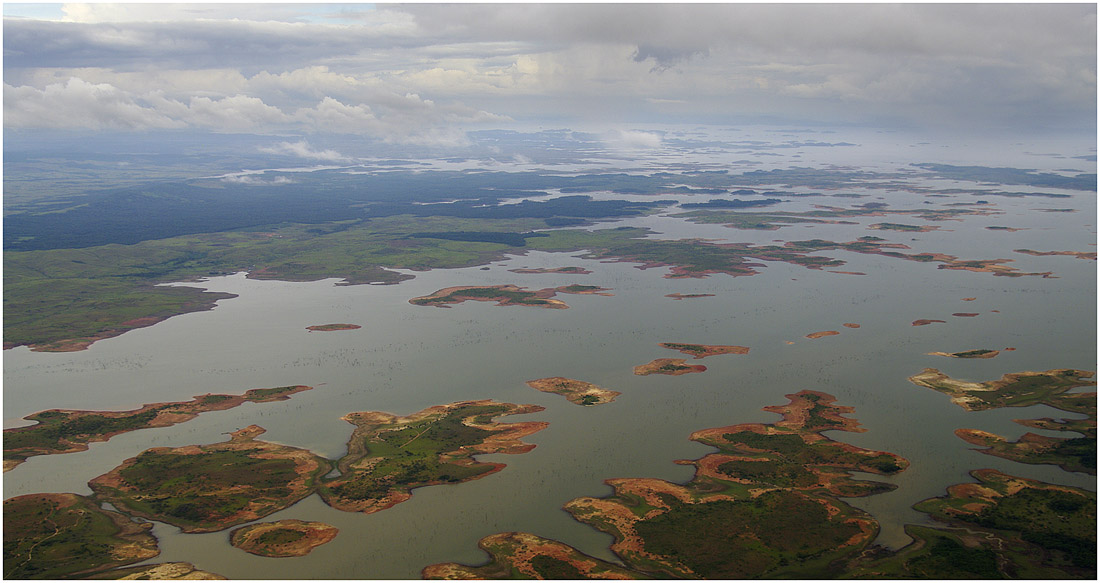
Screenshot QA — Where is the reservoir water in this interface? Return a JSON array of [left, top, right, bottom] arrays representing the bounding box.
[[4, 162, 1096, 578]]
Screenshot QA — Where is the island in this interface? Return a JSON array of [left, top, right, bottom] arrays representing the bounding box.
[[869, 222, 940, 232], [3, 492, 159, 579], [952, 312, 979, 317], [230, 519, 339, 558], [658, 342, 750, 358], [843, 323, 861, 328], [1015, 249, 1097, 260], [306, 323, 361, 331], [3, 385, 312, 471], [409, 284, 612, 309], [926, 348, 999, 359], [911, 319, 946, 326], [909, 368, 1096, 474], [805, 330, 840, 339], [508, 266, 593, 274], [855, 470, 1095, 579], [319, 401, 547, 514], [425, 391, 909, 579], [87, 425, 332, 533], [665, 293, 715, 300], [633, 358, 706, 376], [526, 377, 620, 406]]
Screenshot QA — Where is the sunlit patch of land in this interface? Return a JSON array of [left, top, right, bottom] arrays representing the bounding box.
[[805, 331, 840, 339], [633, 358, 706, 376], [230, 519, 338, 558], [319, 400, 546, 513], [927, 349, 999, 359], [526, 378, 620, 406], [658, 342, 749, 359], [306, 323, 361, 331], [426, 391, 908, 579], [409, 284, 612, 309], [3, 493, 159, 579], [88, 425, 331, 533], [85, 562, 225, 580], [3, 385, 312, 471]]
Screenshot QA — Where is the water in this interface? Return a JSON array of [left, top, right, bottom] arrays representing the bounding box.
[[4, 160, 1096, 578]]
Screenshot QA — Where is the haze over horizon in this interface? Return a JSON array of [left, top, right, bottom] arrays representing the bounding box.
[[4, 2, 1096, 151]]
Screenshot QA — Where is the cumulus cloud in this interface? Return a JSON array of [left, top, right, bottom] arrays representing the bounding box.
[[605, 130, 663, 150], [3, 77, 182, 129]]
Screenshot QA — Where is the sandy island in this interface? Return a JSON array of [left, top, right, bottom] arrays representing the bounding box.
[[526, 377, 620, 406], [659, 342, 749, 358], [633, 358, 706, 376], [230, 519, 339, 558]]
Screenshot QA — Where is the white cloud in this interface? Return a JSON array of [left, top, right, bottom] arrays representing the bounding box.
[[3, 77, 182, 129], [605, 130, 663, 150], [258, 140, 348, 162]]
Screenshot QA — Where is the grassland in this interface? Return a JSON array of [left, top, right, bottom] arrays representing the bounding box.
[[3, 493, 159, 579], [319, 400, 547, 513], [87, 425, 331, 533], [3, 385, 312, 471]]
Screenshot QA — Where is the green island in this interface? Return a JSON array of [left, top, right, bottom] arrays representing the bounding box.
[[87, 425, 332, 533], [526, 377, 620, 406], [658, 342, 750, 359], [306, 323, 361, 331], [319, 400, 547, 513], [633, 358, 707, 376], [230, 519, 339, 558], [927, 348, 1000, 359], [3, 385, 312, 471], [423, 391, 909, 579], [909, 368, 1096, 474], [508, 266, 592, 274], [3, 493, 160, 579], [409, 284, 612, 309], [852, 469, 1095, 579], [869, 222, 939, 232]]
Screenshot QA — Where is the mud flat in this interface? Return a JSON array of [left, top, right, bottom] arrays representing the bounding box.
[[633, 358, 706, 376], [230, 519, 339, 558], [319, 400, 547, 514], [3, 385, 312, 471], [88, 425, 332, 533], [658, 342, 749, 358], [526, 377, 620, 406]]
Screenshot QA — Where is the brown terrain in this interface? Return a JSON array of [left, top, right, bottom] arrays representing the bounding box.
[[230, 519, 339, 558]]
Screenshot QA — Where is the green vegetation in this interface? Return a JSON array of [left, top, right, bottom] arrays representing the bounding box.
[[4, 385, 310, 468], [320, 401, 545, 512], [530, 554, 586, 579], [3, 493, 159, 579], [909, 368, 1096, 411], [410, 285, 557, 308], [870, 222, 928, 232], [899, 530, 1002, 579], [88, 427, 331, 532]]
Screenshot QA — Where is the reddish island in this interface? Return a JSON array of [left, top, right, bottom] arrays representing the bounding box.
[[634, 358, 706, 376], [805, 330, 840, 339], [659, 342, 749, 359]]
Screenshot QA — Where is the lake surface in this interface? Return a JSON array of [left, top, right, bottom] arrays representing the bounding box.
[[4, 138, 1096, 578]]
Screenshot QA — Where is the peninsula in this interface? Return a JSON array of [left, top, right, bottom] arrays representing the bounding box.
[[526, 377, 620, 406], [319, 400, 547, 513], [3, 385, 312, 471]]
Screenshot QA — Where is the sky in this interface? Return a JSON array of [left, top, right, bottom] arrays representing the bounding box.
[[3, 3, 1097, 146]]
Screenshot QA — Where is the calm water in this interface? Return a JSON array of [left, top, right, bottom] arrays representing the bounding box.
[[4, 157, 1096, 578]]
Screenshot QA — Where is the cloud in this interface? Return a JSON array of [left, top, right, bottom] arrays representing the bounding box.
[[258, 140, 348, 162], [221, 174, 294, 186], [3, 77, 182, 129], [605, 130, 663, 150]]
